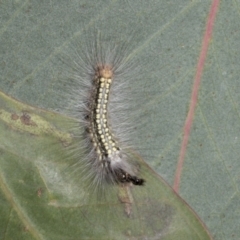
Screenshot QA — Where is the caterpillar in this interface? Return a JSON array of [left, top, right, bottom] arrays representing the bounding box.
[[87, 63, 144, 186], [59, 32, 145, 192]]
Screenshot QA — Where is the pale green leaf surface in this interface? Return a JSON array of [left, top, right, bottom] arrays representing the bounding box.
[[0, 92, 211, 239], [0, 0, 239, 239]]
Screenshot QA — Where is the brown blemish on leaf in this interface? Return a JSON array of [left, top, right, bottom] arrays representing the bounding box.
[[23, 226, 29, 232], [37, 188, 43, 197], [118, 185, 133, 217], [11, 113, 19, 120], [20, 113, 37, 126]]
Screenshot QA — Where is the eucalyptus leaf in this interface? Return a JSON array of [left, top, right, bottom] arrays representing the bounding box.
[[0, 91, 212, 239]]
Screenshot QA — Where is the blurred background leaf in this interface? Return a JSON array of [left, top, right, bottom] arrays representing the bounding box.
[[0, 0, 239, 239]]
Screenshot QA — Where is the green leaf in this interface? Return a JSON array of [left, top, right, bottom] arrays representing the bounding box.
[[0, 91, 211, 239]]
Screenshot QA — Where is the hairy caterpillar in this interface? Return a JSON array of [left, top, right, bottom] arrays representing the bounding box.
[[59, 32, 145, 192]]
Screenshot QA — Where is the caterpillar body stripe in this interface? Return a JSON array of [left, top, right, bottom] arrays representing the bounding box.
[[87, 64, 144, 186]]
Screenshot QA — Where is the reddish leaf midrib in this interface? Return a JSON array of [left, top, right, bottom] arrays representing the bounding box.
[[173, 0, 220, 192]]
